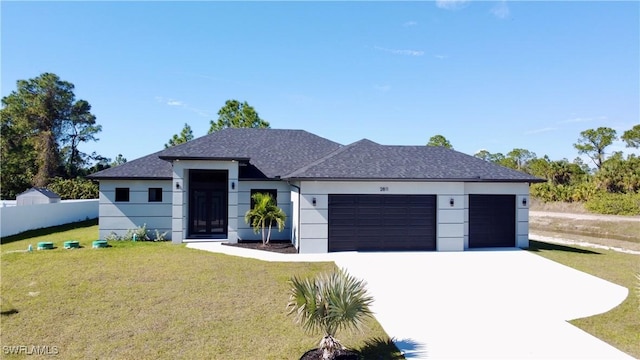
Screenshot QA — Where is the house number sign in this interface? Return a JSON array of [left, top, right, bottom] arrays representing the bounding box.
[[379, 186, 389, 192]]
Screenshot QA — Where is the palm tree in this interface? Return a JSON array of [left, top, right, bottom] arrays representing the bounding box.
[[244, 192, 286, 246], [287, 268, 374, 360]]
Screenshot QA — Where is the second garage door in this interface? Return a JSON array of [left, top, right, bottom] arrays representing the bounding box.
[[469, 194, 516, 248], [328, 194, 437, 252]]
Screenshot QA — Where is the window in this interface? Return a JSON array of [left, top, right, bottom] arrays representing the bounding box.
[[250, 189, 277, 208], [115, 188, 130, 202], [148, 188, 163, 202]]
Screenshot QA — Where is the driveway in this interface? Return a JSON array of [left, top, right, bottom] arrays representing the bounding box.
[[189, 243, 632, 359]]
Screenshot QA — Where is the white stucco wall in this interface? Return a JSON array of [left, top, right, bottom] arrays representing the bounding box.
[[170, 160, 239, 243], [98, 180, 172, 240], [237, 181, 292, 241], [463, 182, 530, 249], [296, 180, 531, 254], [297, 181, 467, 254]]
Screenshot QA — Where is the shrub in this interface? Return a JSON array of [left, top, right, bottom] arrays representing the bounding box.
[[585, 192, 640, 215], [46, 177, 99, 199]]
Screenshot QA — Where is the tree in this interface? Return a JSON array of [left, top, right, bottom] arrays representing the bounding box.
[[573, 127, 617, 169], [244, 192, 286, 246], [426, 134, 453, 149], [287, 269, 374, 360], [506, 148, 537, 171], [61, 100, 101, 177], [0, 73, 99, 194], [208, 100, 269, 133], [111, 154, 127, 167], [621, 124, 640, 148], [165, 123, 194, 148]]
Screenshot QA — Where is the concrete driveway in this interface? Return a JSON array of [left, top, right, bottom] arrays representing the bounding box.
[[189, 243, 633, 359]]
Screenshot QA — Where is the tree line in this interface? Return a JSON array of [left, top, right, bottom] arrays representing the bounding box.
[[1, 73, 269, 200], [428, 126, 640, 215], [3, 72, 637, 215]]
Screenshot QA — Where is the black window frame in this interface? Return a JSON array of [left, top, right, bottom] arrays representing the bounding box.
[[250, 189, 278, 208], [148, 188, 163, 202], [115, 188, 130, 202]]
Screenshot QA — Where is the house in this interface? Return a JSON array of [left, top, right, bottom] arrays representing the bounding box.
[[16, 188, 61, 206], [88, 128, 543, 253]]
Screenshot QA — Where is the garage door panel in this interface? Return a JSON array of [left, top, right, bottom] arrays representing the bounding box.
[[469, 194, 515, 248], [328, 194, 436, 252]]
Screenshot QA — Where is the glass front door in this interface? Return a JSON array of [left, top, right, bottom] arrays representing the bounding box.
[[189, 170, 228, 237]]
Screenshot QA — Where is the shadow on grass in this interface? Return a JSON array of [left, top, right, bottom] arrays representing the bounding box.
[[357, 336, 425, 359], [528, 240, 601, 255], [0, 218, 98, 245]]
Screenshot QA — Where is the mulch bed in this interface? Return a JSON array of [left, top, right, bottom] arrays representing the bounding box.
[[222, 241, 298, 254], [299, 348, 360, 360]]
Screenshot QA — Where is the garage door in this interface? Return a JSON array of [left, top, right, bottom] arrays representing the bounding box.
[[328, 194, 436, 252], [469, 194, 515, 248]]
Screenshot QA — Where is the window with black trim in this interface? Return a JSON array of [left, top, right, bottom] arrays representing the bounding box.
[[115, 188, 130, 202], [148, 188, 163, 202], [250, 189, 277, 208]]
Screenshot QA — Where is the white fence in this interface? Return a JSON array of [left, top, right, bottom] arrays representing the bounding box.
[[0, 199, 98, 238]]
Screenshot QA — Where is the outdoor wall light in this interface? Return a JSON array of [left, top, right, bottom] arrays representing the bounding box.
[[312, 197, 317, 206], [231, 181, 235, 190], [449, 198, 455, 207], [522, 197, 527, 206], [175, 182, 181, 190]]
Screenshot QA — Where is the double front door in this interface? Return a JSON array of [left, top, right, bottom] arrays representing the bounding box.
[[189, 170, 228, 237]]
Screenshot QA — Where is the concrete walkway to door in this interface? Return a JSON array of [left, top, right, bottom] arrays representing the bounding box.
[[187, 243, 633, 359]]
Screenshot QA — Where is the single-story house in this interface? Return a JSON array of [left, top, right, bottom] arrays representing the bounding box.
[[89, 128, 543, 253]]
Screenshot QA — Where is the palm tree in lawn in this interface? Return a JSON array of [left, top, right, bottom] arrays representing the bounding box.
[[287, 268, 374, 360], [244, 192, 286, 246]]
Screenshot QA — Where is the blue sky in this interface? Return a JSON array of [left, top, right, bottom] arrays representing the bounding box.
[[2, 1, 638, 167]]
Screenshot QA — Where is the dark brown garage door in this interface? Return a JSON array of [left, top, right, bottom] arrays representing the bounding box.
[[328, 194, 436, 252], [469, 194, 516, 248]]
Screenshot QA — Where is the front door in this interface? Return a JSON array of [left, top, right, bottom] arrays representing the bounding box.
[[189, 170, 228, 237]]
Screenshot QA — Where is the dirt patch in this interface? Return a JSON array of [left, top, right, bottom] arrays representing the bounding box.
[[222, 241, 297, 254], [529, 210, 640, 253]]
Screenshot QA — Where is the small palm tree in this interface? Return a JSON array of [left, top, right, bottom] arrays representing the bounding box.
[[287, 268, 374, 360], [244, 192, 286, 246]]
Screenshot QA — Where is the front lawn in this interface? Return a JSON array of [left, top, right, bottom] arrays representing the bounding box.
[[529, 241, 640, 358], [0, 223, 402, 359]]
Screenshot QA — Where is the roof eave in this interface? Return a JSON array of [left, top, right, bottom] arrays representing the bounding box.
[[283, 176, 545, 183], [158, 156, 251, 162], [87, 176, 173, 181]]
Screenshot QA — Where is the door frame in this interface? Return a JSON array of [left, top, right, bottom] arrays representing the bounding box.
[[188, 169, 228, 238]]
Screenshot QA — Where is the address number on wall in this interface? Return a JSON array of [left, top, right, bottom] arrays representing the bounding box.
[[379, 187, 389, 192]]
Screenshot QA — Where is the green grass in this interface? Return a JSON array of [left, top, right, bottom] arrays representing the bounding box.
[[0, 224, 402, 359], [528, 241, 640, 358]]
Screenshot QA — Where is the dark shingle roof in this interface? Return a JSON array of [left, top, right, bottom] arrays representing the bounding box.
[[89, 128, 342, 180], [284, 139, 543, 182], [89, 128, 543, 183], [18, 187, 61, 198], [87, 150, 173, 179]]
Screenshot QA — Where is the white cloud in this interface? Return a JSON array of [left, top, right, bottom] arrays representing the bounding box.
[[491, 1, 510, 19], [155, 96, 210, 117], [434, 54, 449, 60], [435, 0, 469, 10], [166, 100, 183, 106], [374, 84, 391, 92], [403, 21, 418, 27], [525, 127, 556, 135], [375, 46, 424, 56]]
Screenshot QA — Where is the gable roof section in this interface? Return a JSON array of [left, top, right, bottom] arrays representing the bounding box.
[[89, 128, 342, 180], [285, 139, 543, 182], [87, 150, 173, 180], [18, 187, 61, 198]]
